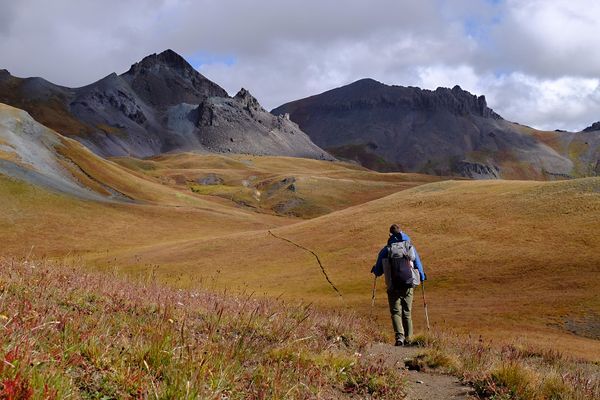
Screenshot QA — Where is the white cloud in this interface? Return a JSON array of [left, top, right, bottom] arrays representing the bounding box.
[[490, 0, 600, 78], [416, 65, 481, 93], [0, 0, 598, 129], [484, 73, 600, 131]]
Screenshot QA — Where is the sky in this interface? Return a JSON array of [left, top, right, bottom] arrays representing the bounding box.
[[0, 0, 599, 131]]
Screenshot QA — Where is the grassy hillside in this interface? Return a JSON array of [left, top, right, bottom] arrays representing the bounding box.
[[112, 153, 441, 218], [0, 174, 289, 257], [0, 258, 404, 399], [0, 149, 437, 256], [91, 178, 600, 360]]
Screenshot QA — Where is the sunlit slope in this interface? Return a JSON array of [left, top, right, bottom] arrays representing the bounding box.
[[0, 174, 289, 256], [0, 102, 253, 209], [113, 152, 442, 217], [0, 102, 297, 256], [104, 178, 600, 359]]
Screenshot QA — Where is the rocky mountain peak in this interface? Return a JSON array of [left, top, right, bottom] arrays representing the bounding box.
[[125, 49, 195, 76], [350, 78, 385, 89], [0, 69, 11, 82], [234, 88, 265, 114], [120, 49, 228, 107], [583, 121, 600, 132]]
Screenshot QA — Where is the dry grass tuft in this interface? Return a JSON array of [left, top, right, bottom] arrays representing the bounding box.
[[409, 330, 600, 400]]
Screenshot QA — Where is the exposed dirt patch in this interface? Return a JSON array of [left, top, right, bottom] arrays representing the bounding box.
[[565, 313, 600, 340], [365, 343, 476, 400]]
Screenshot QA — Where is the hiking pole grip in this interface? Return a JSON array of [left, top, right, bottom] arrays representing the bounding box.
[[421, 281, 430, 331]]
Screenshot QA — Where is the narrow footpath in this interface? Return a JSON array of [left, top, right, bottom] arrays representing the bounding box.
[[366, 343, 476, 400]]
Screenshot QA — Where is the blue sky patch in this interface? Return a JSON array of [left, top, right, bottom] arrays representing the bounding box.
[[186, 51, 236, 69]]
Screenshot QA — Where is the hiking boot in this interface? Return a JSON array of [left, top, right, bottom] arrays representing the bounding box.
[[394, 338, 405, 347]]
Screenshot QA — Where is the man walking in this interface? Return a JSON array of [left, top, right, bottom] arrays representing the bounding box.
[[371, 224, 426, 346]]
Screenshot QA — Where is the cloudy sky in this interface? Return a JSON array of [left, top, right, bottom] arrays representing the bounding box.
[[0, 0, 599, 131]]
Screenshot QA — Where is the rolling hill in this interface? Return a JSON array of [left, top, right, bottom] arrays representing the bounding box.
[[272, 78, 600, 179], [2, 101, 597, 360], [112, 152, 442, 218], [83, 177, 600, 361]]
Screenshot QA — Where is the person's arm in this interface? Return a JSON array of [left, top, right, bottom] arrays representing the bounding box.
[[371, 247, 387, 276], [413, 247, 426, 281]]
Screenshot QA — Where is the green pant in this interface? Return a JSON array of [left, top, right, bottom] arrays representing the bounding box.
[[387, 287, 414, 340]]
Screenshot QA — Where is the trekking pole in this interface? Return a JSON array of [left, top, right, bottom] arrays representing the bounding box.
[[421, 281, 431, 331], [371, 276, 377, 307]]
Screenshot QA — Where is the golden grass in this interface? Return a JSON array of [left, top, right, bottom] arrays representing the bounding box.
[[112, 153, 441, 217], [1, 132, 598, 363], [85, 178, 600, 360], [0, 175, 288, 257], [411, 330, 599, 399]]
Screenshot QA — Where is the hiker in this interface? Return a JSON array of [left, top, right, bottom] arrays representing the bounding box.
[[371, 224, 426, 346]]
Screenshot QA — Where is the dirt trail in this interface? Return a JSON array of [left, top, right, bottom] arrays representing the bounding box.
[[267, 230, 343, 297], [366, 343, 475, 400]]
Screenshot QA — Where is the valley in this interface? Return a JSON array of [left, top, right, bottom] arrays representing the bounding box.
[[2, 119, 598, 360], [1, 47, 599, 398]]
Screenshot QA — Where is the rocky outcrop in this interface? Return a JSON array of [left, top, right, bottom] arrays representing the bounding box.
[[197, 174, 224, 185], [455, 161, 500, 179], [191, 89, 333, 159], [234, 88, 265, 115]]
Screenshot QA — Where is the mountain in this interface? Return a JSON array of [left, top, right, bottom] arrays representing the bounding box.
[[0, 50, 331, 160], [583, 121, 600, 132], [272, 78, 600, 179]]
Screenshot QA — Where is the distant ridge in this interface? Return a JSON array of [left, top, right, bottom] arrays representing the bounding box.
[[0, 50, 332, 160], [273, 79, 600, 179], [583, 121, 600, 132]]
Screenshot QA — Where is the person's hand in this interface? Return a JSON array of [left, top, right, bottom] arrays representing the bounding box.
[[370, 265, 376, 274]]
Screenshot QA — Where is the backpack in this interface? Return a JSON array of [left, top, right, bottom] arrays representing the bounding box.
[[387, 240, 420, 288]]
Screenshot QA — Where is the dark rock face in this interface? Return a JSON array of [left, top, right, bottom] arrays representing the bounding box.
[[121, 50, 228, 107], [456, 161, 500, 179], [272, 78, 599, 179], [0, 50, 331, 161], [583, 121, 600, 132]]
